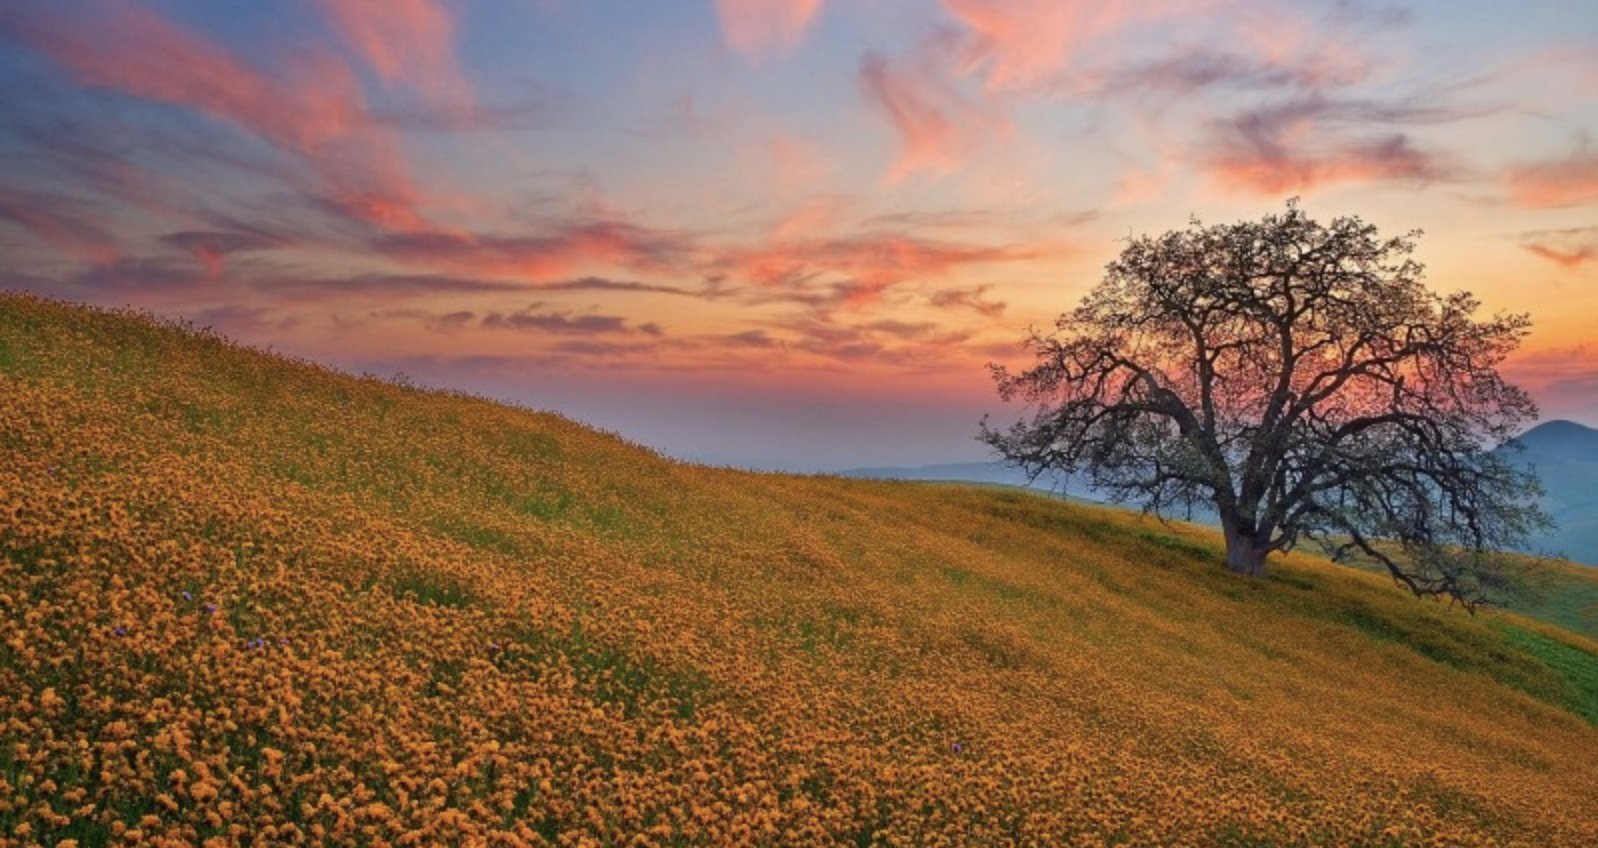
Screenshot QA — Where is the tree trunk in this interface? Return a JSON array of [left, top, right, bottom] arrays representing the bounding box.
[[1223, 528, 1268, 577]]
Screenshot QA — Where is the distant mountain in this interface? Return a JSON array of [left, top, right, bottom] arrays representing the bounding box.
[[841, 460, 1056, 489], [844, 419, 1598, 567], [1507, 420, 1598, 566]]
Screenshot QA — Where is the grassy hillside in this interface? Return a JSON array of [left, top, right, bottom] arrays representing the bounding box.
[[3, 292, 1597, 847]]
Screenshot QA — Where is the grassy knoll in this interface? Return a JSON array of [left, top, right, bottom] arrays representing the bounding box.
[[3, 292, 1597, 846]]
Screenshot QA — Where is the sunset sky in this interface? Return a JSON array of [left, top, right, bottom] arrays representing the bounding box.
[[2, 0, 1596, 469]]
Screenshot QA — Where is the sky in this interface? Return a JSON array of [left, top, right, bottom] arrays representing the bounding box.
[[1, 0, 1596, 470]]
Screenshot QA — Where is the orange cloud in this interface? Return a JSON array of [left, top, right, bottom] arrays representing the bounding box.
[[313, 0, 472, 105], [714, 0, 824, 56], [1507, 152, 1598, 208], [859, 47, 1010, 182], [942, 0, 1135, 91], [1526, 244, 1594, 269], [715, 232, 1038, 314], [1522, 228, 1598, 270], [929, 285, 1006, 317]]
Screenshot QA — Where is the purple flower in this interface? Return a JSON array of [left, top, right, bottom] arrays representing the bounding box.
[[951, 741, 964, 755], [181, 591, 193, 602], [112, 626, 127, 638], [203, 603, 218, 615]]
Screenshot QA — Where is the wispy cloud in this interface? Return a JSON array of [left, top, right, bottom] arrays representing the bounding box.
[[160, 230, 287, 278], [313, 0, 471, 105], [715, 231, 1034, 295], [374, 219, 693, 281], [941, 0, 1156, 92], [1, 0, 430, 231], [1200, 96, 1458, 195], [1506, 149, 1598, 208], [0, 184, 119, 264], [929, 284, 1006, 317], [481, 306, 662, 336], [714, 0, 825, 56], [1522, 227, 1598, 269], [859, 41, 1011, 182]]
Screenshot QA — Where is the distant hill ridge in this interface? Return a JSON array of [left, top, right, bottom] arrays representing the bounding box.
[[1506, 419, 1598, 565], [3, 292, 1598, 845], [845, 420, 1598, 567]]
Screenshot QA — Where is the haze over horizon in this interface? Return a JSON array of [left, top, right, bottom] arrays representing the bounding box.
[[2, 0, 1596, 470]]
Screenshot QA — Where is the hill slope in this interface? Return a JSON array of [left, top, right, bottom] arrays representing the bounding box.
[[3, 293, 1598, 847]]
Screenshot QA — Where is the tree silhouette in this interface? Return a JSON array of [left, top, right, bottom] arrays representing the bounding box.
[[982, 203, 1546, 608]]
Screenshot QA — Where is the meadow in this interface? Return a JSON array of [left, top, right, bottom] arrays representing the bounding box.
[[2, 291, 1597, 846]]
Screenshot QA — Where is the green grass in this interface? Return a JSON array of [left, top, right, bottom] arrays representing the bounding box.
[[1498, 623, 1598, 724]]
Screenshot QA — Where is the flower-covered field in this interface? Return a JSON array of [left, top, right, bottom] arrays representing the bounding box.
[[3, 292, 1597, 847]]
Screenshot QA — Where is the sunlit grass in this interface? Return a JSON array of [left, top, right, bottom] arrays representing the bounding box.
[[3, 292, 1597, 846]]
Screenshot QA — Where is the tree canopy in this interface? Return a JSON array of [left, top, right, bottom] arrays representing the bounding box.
[[982, 203, 1547, 608]]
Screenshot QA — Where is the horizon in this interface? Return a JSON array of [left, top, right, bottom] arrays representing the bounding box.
[[2, 1, 1597, 470]]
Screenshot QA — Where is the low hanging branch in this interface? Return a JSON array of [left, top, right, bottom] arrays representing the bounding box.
[[982, 202, 1548, 609]]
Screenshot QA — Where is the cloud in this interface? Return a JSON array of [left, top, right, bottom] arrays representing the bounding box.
[[375, 219, 693, 281], [0, 184, 119, 264], [929, 284, 1007, 317], [711, 329, 781, 349], [1521, 228, 1598, 270], [776, 314, 974, 366], [537, 275, 710, 297], [940, 0, 1150, 92], [481, 307, 661, 336], [716, 231, 1033, 294], [1525, 243, 1595, 269], [63, 256, 209, 299], [1200, 96, 1457, 195], [1506, 150, 1598, 208], [188, 303, 304, 336], [313, 0, 471, 105], [858, 43, 1011, 182], [1, 1, 429, 231], [714, 0, 825, 56], [160, 230, 286, 278], [261, 272, 532, 301], [370, 95, 563, 133], [1503, 346, 1598, 421]]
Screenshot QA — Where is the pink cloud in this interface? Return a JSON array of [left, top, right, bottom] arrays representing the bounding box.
[[3, 0, 430, 232], [313, 0, 472, 106], [375, 219, 692, 282], [1209, 135, 1448, 196], [160, 230, 286, 279], [0, 186, 119, 265], [1506, 151, 1598, 208], [1503, 345, 1598, 422], [859, 46, 1010, 182], [1201, 99, 1454, 196], [942, 0, 1139, 91], [715, 232, 1039, 310], [714, 0, 824, 56]]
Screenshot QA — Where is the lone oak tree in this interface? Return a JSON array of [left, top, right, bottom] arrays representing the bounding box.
[[982, 204, 1546, 608]]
